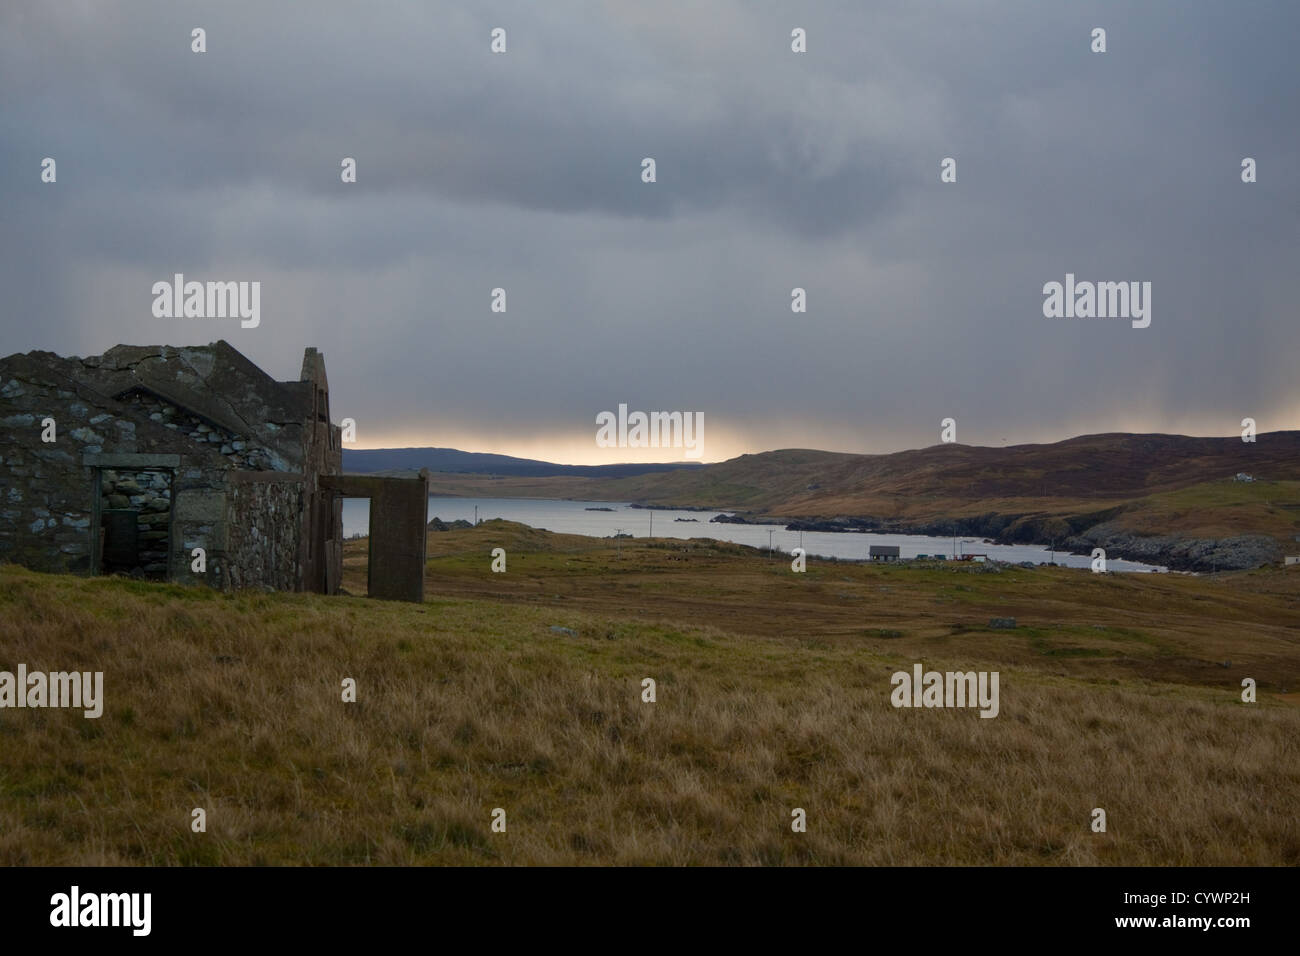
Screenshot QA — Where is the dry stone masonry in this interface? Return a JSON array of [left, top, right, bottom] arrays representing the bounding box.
[[100, 468, 172, 576], [0, 341, 429, 600]]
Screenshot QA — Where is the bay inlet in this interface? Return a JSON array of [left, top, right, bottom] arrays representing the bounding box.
[[341, 496, 1166, 572]]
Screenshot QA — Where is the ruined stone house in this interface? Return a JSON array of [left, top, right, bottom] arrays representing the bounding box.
[[0, 342, 428, 601]]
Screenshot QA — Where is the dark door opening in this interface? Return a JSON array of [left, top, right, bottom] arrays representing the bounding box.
[[98, 467, 173, 579]]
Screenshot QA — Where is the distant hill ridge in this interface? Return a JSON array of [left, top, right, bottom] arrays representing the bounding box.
[[366, 432, 1300, 571], [604, 431, 1300, 507], [345, 432, 1300, 496], [342, 446, 705, 478]]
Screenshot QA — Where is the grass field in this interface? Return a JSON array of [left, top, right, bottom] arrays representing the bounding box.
[[1, 523, 1297, 865]]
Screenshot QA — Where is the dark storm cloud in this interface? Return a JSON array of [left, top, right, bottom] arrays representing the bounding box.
[[1, 0, 1297, 459]]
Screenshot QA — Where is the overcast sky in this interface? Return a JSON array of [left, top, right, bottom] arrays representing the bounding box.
[[2, 1, 1297, 463]]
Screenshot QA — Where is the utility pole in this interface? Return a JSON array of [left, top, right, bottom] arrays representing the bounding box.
[[474, 505, 478, 526], [768, 529, 774, 559], [649, 511, 653, 539]]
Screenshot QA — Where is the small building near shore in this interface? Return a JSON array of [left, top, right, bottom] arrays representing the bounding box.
[[869, 545, 901, 562]]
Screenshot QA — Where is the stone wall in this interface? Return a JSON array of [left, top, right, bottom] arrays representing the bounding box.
[[165, 465, 227, 588], [0, 436, 94, 573], [224, 477, 304, 591], [2, 344, 343, 594], [0, 359, 232, 585], [295, 348, 343, 593], [0, 377, 101, 574], [119, 388, 274, 471]]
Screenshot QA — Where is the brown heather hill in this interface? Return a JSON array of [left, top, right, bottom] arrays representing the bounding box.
[[424, 432, 1300, 570], [583, 432, 1300, 512]]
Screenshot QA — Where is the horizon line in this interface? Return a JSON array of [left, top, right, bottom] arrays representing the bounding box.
[[343, 426, 1299, 467]]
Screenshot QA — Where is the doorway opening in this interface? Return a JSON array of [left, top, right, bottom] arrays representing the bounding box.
[[98, 467, 173, 579], [339, 496, 370, 595], [319, 472, 429, 602]]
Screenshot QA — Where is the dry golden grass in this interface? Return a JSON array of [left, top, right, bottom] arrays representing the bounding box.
[[0, 542, 1297, 866], [402, 521, 1300, 693]]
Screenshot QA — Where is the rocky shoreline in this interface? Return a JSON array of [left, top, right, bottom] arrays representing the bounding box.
[[704, 510, 1281, 572]]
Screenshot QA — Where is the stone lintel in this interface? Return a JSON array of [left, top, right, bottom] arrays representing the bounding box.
[[84, 453, 182, 469]]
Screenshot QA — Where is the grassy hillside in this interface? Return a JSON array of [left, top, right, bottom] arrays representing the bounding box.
[[1, 525, 1297, 865], [420, 433, 1300, 562], [1118, 478, 1300, 538]]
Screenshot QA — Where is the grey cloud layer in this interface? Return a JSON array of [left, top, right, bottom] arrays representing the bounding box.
[[1, 0, 1296, 456]]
